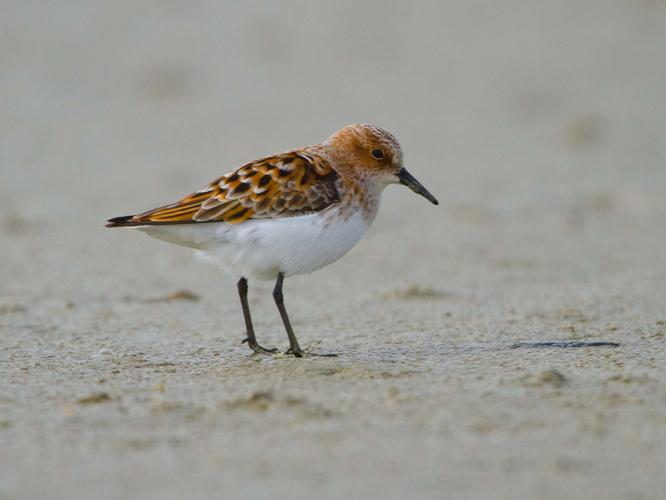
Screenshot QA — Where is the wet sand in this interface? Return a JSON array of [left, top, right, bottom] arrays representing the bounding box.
[[1, 1, 665, 499]]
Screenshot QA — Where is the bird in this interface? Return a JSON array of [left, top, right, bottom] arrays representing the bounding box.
[[106, 124, 438, 357]]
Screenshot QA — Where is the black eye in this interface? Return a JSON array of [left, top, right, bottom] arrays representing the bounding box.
[[371, 149, 384, 160]]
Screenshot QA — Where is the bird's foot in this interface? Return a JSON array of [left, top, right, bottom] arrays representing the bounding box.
[[242, 338, 278, 355], [283, 346, 338, 358], [284, 345, 304, 358]]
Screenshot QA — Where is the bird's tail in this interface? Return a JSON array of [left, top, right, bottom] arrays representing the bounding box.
[[105, 215, 141, 227]]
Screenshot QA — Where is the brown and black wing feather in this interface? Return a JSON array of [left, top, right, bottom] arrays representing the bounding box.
[[106, 150, 340, 227]]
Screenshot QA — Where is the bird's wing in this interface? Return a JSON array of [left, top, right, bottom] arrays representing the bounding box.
[[106, 150, 341, 227]]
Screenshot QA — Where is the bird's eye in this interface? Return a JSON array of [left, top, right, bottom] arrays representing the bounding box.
[[371, 149, 384, 160]]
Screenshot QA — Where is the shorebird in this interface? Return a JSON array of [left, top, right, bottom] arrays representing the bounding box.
[[106, 124, 438, 357]]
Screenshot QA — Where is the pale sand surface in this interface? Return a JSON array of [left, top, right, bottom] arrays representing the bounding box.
[[1, 1, 665, 499]]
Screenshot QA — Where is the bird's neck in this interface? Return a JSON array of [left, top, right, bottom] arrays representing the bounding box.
[[339, 172, 384, 223], [311, 145, 385, 222]]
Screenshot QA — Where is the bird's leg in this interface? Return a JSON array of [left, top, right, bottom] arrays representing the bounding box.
[[273, 273, 304, 358], [237, 277, 277, 354]]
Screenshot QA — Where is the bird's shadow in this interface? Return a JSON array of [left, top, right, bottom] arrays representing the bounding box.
[[314, 339, 621, 364]]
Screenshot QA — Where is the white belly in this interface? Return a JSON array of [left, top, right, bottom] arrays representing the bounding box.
[[138, 207, 371, 280]]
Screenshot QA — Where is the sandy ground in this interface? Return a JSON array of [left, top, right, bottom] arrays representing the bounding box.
[[1, 1, 666, 499]]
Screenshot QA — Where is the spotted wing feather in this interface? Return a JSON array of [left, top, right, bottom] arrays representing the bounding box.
[[106, 151, 340, 227]]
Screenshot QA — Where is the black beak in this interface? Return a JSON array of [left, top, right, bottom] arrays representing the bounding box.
[[398, 168, 439, 205]]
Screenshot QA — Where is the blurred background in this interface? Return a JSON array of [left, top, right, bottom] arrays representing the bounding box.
[[2, 1, 665, 295], [1, 1, 665, 499]]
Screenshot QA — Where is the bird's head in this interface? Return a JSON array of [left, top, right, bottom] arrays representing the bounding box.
[[324, 124, 438, 205]]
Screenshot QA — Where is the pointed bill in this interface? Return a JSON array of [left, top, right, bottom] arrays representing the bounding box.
[[398, 168, 438, 205]]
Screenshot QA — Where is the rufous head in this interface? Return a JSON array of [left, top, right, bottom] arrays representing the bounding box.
[[324, 124, 438, 205]]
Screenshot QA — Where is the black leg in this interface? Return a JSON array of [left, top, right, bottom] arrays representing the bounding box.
[[237, 277, 276, 354], [273, 273, 304, 358]]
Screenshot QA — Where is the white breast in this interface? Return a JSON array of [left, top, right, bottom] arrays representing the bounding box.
[[138, 206, 372, 280]]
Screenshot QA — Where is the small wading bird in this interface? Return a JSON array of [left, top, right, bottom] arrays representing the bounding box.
[[106, 124, 438, 357]]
